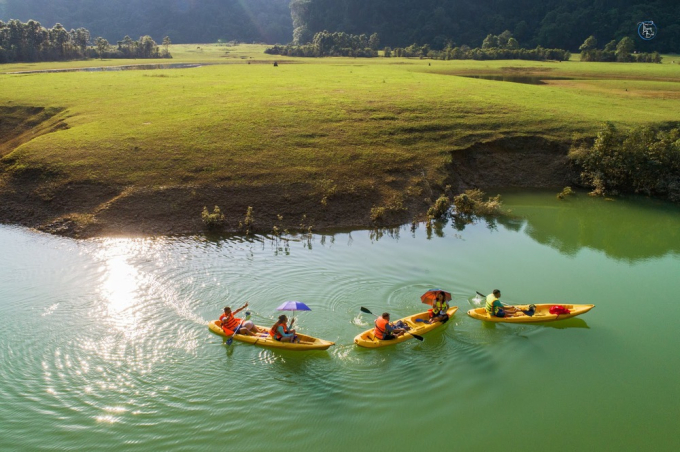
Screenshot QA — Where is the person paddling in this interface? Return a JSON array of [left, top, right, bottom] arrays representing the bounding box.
[[270, 315, 299, 343], [220, 303, 257, 336], [374, 313, 406, 340], [485, 290, 519, 318]]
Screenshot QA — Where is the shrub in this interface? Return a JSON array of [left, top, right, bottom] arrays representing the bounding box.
[[427, 194, 451, 219], [453, 189, 504, 216], [201, 206, 224, 230], [569, 123, 680, 200], [240, 206, 255, 234], [557, 186, 575, 199]]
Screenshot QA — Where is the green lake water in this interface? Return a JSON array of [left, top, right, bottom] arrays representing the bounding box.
[[1, 191, 679, 451]]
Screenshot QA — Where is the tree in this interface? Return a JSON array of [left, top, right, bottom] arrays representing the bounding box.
[[368, 33, 380, 50], [162, 36, 171, 56], [293, 26, 312, 45], [616, 37, 634, 62], [482, 34, 498, 49], [497, 30, 513, 48], [579, 35, 597, 52], [507, 37, 519, 50], [95, 37, 109, 59], [604, 40, 617, 52]]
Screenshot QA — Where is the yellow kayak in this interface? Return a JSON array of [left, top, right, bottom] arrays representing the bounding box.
[[467, 304, 595, 323], [354, 307, 458, 348], [208, 320, 335, 351]]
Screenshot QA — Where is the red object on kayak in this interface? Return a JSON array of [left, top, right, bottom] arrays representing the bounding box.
[[549, 305, 571, 315]]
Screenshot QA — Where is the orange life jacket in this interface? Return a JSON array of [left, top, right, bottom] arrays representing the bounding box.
[[220, 312, 240, 331], [374, 317, 389, 340], [270, 322, 289, 340]]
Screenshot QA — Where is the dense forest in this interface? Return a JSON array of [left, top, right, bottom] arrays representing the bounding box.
[[291, 0, 680, 52], [1, 0, 678, 52], [0, 0, 293, 44]]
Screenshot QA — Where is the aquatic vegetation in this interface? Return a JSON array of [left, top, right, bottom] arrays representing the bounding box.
[[201, 205, 224, 230], [453, 189, 504, 216], [557, 186, 575, 199], [427, 194, 451, 219], [240, 206, 255, 234]]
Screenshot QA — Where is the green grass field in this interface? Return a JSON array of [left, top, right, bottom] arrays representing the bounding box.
[[1, 44, 679, 234]]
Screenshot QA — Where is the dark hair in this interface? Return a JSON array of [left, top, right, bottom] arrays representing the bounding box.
[[224, 306, 231, 312], [277, 314, 287, 323], [493, 289, 501, 296], [382, 312, 390, 318]]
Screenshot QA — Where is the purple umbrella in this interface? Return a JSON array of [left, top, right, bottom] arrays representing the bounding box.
[[276, 301, 311, 324]]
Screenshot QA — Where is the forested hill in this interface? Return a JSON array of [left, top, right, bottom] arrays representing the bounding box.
[[291, 0, 679, 52], [2, 0, 679, 52], [0, 0, 293, 44]]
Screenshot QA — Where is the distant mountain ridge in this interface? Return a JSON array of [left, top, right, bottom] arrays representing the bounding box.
[[2, 0, 678, 52], [0, 0, 293, 44]]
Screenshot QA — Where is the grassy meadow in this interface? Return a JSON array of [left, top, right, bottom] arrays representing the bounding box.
[[1, 44, 679, 234]]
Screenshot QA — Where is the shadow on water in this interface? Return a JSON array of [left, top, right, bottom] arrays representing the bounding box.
[[460, 74, 577, 85]]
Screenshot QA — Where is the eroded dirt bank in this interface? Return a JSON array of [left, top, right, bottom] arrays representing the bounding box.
[[0, 135, 575, 238]]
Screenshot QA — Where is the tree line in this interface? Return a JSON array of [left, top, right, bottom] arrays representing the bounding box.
[[267, 30, 571, 62], [579, 35, 662, 63], [265, 31, 380, 57], [0, 19, 169, 63]]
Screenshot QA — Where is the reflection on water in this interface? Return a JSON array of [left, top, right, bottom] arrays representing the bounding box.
[[501, 192, 680, 261], [394, 192, 680, 262]]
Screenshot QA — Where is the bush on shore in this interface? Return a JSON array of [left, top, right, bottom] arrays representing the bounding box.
[[569, 124, 680, 201], [453, 189, 505, 216]]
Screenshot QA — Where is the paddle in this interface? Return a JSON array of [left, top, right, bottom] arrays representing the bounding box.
[[360, 307, 424, 341], [226, 319, 244, 346]]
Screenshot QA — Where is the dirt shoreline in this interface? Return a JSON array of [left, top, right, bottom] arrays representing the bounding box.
[[0, 136, 575, 238]]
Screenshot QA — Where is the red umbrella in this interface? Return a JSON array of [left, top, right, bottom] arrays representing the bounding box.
[[420, 289, 452, 306]]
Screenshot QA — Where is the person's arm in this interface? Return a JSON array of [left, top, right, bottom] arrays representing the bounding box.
[[233, 302, 249, 315], [385, 323, 394, 333], [278, 325, 294, 338]]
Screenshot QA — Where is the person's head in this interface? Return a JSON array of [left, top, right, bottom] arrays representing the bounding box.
[[278, 314, 287, 324], [493, 289, 501, 298], [437, 292, 445, 302], [382, 312, 390, 320], [223, 306, 232, 315]]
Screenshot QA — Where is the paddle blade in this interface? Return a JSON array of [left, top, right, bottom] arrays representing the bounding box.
[[476, 291, 485, 298], [415, 318, 425, 323], [410, 333, 424, 341], [360, 307, 373, 315], [226, 336, 234, 345]]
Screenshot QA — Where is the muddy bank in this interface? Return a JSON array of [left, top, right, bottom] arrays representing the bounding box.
[[0, 135, 574, 238], [446, 136, 574, 192]]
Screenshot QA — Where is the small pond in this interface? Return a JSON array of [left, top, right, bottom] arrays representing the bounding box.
[[7, 63, 203, 75]]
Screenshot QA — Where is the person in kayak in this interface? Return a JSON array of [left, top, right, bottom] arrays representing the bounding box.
[[428, 291, 450, 323], [270, 315, 300, 343], [220, 303, 257, 336], [485, 290, 519, 318], [374, 313, 406, 340]]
